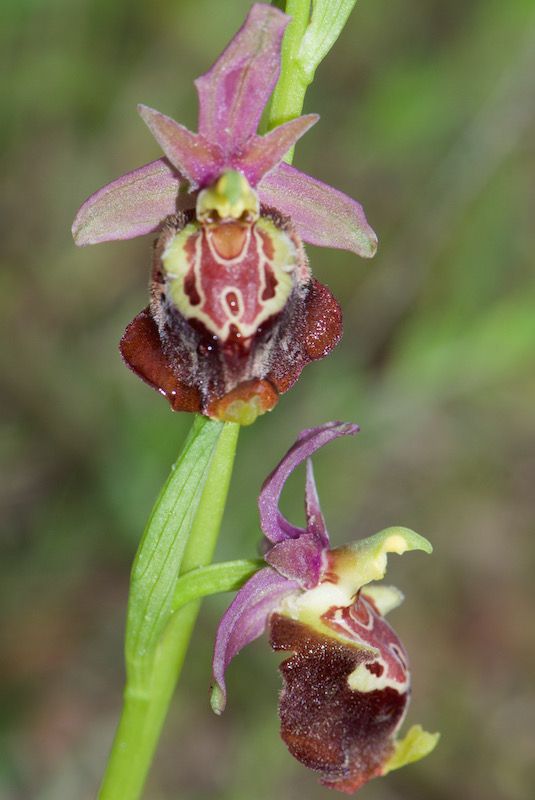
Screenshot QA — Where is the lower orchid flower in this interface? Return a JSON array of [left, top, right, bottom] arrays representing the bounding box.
[[72, 5, 377, 425], [212, 422, 439, 793]]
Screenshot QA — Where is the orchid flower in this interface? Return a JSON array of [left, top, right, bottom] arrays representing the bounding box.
[[72, 5, 377, 425], [211, 422, 439, 792]]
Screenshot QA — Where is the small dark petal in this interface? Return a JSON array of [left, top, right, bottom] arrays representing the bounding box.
[[270, 614, 408, 793], [119, 307, 201, 413]]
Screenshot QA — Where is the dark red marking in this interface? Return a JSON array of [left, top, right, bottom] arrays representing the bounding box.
[[184, 268, 201, 306], [350, 596, 372, 625], [366, 662, 384, 677], [225, 291, 240, 316], [184, 223, 269, 336], [261, 263, 277, 301], [322, 595, 409, 687]]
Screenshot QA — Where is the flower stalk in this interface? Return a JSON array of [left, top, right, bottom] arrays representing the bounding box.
[[99, 419, 239, 800], [94, 4, 367, 798]]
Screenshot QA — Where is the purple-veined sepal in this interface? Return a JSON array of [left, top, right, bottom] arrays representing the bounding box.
[[258, 421, 359, 546], [211, 567, 299, 715], [259, 162, 378, 258], [72, 159, 189, 246]]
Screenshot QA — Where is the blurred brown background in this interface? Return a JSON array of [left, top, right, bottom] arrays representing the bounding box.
[[1, 1, 534, 798]]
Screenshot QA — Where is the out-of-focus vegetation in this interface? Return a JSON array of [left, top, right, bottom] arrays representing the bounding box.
[[1, 1, 534, 798]]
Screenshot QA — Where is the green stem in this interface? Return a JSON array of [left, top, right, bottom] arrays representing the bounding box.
[[98, 3, 360, 795], [268, 0, 312, 157], [99, 421, 239, 800], [269, 0, 360, 162]]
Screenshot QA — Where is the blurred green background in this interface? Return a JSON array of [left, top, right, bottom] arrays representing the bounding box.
[[1, 0, 535, 798]]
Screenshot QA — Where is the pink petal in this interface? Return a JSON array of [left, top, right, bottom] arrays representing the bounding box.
[[137, 104, 223, 188], [234, 114, 319, 186], [258, 422, 359, 545], [211, 567, 298, 714], [72, 158, 191, 246], [259, 162, 378, 258], [195, 4, 289, 155]]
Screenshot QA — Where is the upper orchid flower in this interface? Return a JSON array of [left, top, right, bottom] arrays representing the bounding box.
[[72, 5, 377, 425], [212, 422, 439, 792]]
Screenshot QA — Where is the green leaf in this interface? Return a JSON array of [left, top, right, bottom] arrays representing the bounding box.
[[124, 416, 223, 686], [298, 1, 359, 82], [172, 559, 263, 612], [100, 421, 239, 799], [268, 0, 359, 156]]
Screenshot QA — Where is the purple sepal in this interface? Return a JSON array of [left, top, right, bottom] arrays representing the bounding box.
[[265, 533, 325, 589], [195, 4, 289, 156], [211, 567, 298, 714], [259, 162, 378, 257], [258, 422, 359, 545], [71, 158, 191, 246]]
